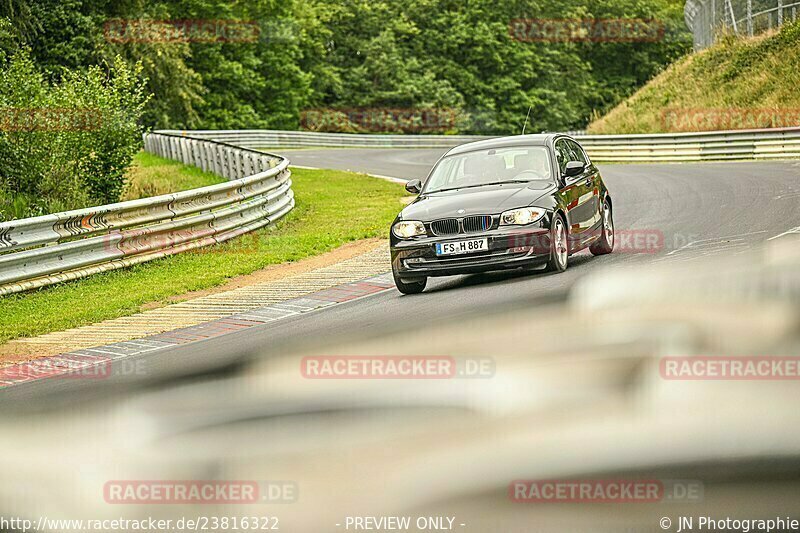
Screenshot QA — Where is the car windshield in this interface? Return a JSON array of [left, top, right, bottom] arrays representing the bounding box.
[[423, 146, 553, 193]]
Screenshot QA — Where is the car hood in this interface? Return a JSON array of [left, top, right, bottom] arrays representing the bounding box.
[[401, 182, 555, 221]]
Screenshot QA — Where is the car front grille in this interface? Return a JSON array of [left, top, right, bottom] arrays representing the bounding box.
[[463, 215, 494, 233], [430, 216, 494, 236], [430, 219, 460, 236]]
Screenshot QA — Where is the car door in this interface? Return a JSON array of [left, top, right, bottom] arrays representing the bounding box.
[[555, 139, 598, 247], [566, 138, 602, 239]]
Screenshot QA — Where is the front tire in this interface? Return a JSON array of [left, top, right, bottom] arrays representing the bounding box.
[[590, 199, 614, 256], [544, 214, 569, 273], [393, 269, 427, 294]]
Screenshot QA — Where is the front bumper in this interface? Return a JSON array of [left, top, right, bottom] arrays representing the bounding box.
[[391, 224, 551, 280]]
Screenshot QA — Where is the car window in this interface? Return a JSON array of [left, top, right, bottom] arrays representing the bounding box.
[[555, 140, 572, 174], [423, 146, 553, 193], [566, 139, 589, 165]]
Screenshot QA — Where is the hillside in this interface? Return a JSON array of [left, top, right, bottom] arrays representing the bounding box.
[[588, 20, 800, 134]]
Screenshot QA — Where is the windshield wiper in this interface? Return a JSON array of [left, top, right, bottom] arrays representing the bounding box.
[[427, 180, 531, 193]]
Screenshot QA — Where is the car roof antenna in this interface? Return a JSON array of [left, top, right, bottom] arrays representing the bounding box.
[[521, 104, 533, 135]]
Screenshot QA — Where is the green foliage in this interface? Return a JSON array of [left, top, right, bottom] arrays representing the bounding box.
[[3, 0, 690, 136], [0, 51, 149, 220], [0, 17, 18, 62]]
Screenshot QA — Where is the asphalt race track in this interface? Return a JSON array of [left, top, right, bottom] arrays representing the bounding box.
[[2, 149, 800, 404]]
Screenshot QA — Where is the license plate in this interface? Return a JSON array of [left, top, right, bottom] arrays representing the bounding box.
[[435, 238, 488, 256]]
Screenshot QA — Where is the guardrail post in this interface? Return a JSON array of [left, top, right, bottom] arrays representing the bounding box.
[[190, 140, 197, 166], [747, 0, 753, 35], [726, 0, 739, 33], [209, 145, 217, 176], [708, 0, 714, 47], [181, 138, 189, 165], [778, 0, 784, 24], [199, 142, 208, 172], [233, 148, 240, 180], [182, 138, 187, 164], [194, 140, 201, 168], [234, 149, 241, 180], [711, 0, 716, 43], [214, 145, 225, 176], [220, 146, 227, 177]]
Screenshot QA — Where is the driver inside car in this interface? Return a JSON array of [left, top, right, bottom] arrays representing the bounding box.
[[512, 152, 551, 180], [460, 155, 500, 186]]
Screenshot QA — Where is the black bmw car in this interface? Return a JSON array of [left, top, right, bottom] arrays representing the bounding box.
[[390, 134, 614, 294]]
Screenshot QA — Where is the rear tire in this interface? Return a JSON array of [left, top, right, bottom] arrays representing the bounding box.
[[393, 270, 427, 294], [544, 214, 569, 273], [590, 199, 614, 256]]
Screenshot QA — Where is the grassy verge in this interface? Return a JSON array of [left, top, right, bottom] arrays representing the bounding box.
[[588, 20, 800, 134], [0, 161, 403, 343], [123, 151, 226, 200]]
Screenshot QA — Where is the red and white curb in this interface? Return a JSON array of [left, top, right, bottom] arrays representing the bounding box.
[[0, 273, 395, 388]]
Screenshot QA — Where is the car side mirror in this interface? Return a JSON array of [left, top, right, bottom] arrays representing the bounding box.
[[563, 161, 586, 178], [405, 179, 422, 194]]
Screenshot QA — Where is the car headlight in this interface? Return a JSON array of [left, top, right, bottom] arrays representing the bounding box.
[[500, 207, 545, 226], [392, 220, 426, 238]]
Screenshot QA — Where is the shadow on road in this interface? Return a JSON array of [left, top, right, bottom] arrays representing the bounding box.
[[421, 253, 597, 295]]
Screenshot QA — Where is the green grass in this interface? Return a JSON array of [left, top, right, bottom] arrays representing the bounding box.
[[0, 164, 403, 343], [588, 19, 800, 134], [123, 151, 226, 200]]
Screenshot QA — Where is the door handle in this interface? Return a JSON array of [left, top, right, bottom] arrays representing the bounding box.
[[584, 176, 593, 186]]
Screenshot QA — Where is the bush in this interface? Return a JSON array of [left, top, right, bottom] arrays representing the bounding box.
[[0, 51, 150, 221]]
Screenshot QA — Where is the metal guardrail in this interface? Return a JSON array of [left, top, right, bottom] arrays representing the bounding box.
[[156, 129, 492, 149], [686, 0, 800, 50], [578, 127, 800, 162], [0, 133, 295, 296], [160, 127, 800, 163]]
